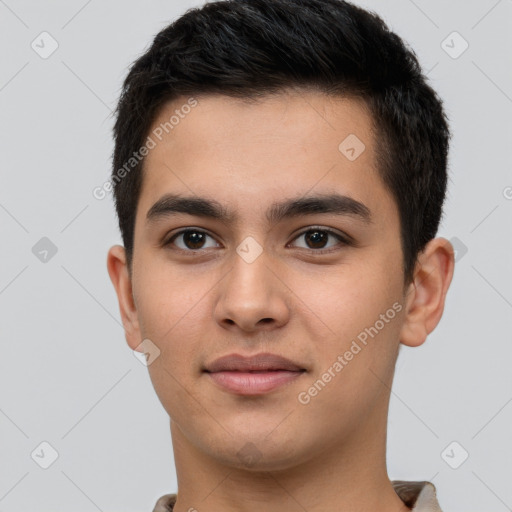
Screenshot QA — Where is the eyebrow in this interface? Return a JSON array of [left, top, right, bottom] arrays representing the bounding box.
[[146, 193, 372, 226]]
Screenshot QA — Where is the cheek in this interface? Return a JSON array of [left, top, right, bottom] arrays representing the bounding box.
[[135, 265, 210, 421], [133, 262, 212, 376], [306, 258, 404, 379], [296, 274, 403, 428], [134, 257, 204, 331], [315, 266, 398, 332]]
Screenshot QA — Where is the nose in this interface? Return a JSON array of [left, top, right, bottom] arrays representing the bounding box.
[[213, 247, 291, 333]]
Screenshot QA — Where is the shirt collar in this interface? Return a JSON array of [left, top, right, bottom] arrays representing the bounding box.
[[392, 480, 443, 511], [152, 480, 443, 511]]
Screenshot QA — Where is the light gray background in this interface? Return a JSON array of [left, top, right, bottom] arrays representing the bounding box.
[[1, 0, 511, 510]]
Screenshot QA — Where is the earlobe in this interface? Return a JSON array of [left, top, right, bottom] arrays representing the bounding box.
[[399, 237, 455, 348], [106, 245, 142, 350]]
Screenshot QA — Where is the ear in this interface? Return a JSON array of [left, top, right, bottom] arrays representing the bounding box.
[[399, 237, 455, 347], [107, 245, 142, 351]]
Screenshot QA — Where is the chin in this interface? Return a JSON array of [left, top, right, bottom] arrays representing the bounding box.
[[204, 429, 311, 472]]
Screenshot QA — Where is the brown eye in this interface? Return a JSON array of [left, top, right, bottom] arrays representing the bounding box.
[[166, 229, 220, 251], [290, 227, 349, 253]]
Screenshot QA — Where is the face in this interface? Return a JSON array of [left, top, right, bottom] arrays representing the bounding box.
[[114, 89, 416, 470]]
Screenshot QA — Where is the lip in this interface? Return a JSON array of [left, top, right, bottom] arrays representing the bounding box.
[[204, 353, 306, 395], [204, 352, 305, 373]]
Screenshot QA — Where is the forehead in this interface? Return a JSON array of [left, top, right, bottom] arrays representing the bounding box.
[[137, 89, 395, 229], [146, 90, 375, 161]]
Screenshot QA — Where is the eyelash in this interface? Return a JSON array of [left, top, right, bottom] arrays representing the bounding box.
[[163, 226, 351, 255]]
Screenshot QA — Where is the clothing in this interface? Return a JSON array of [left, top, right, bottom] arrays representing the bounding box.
[[152, 480, 443, 511]]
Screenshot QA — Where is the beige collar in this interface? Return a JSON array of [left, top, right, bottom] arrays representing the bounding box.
[[152, 480, 443, 511]]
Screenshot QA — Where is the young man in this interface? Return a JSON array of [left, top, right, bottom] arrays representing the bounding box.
[[107, 0, 454, 510]]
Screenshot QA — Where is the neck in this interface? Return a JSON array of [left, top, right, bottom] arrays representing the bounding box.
[[169, 393, 410, 512]]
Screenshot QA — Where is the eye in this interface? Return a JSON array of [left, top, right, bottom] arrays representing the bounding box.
[[288, 227, 350, 253], [163, 226, 351, 254], [165, 229, 220, 252]]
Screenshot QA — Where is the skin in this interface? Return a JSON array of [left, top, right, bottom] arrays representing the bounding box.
[[107, 88, 454, 512]]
